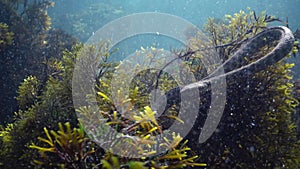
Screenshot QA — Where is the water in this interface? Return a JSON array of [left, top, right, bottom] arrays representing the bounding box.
[[48, 0, 300, 61], [1, 0, 300, 168], [49, 0, 300, 42]]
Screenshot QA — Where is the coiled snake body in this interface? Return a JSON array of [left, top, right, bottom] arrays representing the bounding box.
[[159, 26, 295, 139]]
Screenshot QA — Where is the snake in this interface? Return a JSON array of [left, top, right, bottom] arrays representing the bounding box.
[[157, 26, 295, 138]]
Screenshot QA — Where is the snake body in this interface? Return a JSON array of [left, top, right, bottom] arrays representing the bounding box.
[[160, 26, 295, 119]]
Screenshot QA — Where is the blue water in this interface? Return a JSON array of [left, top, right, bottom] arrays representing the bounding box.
[[113, 0, 299, 28], [49, 0, 300, 39], [48, 0, 300, 62]]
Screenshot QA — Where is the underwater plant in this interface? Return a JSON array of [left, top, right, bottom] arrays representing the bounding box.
[[183, 8, 300, 168], [29, 122, 97, 168], [30, 112, 206, 168], [0, 45, 81, 168], [0, 22, 13, 48], [0, 0, 76, 124], [70, 42, 206, 168], [16, 76, 40, 110], [0, 40, 206, 168]]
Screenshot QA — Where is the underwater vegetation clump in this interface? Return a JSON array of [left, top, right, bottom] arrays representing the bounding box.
[[185, 8, 300, 168], [0, 40, 206, 168], [29, 119, 206, 168], [0, 43, 81, 168], [16, 76, 40, 109], [0, 22, 13, 47], [0, 0, 77, 124], [29, 122, 97, 168], [0, 1, 300, 168]]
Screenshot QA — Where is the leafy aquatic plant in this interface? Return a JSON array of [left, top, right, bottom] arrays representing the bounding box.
[[29, 122, 97, 168], [0, 0, 76, 124], [0, 22, 13, 47], [0, 44, 81, 168], [16, 76, 40, 109], [0, 39, 206, 168], [30, 112, 206, 169], [186, 8, 300, 168], [31, 38, 205, 168]]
